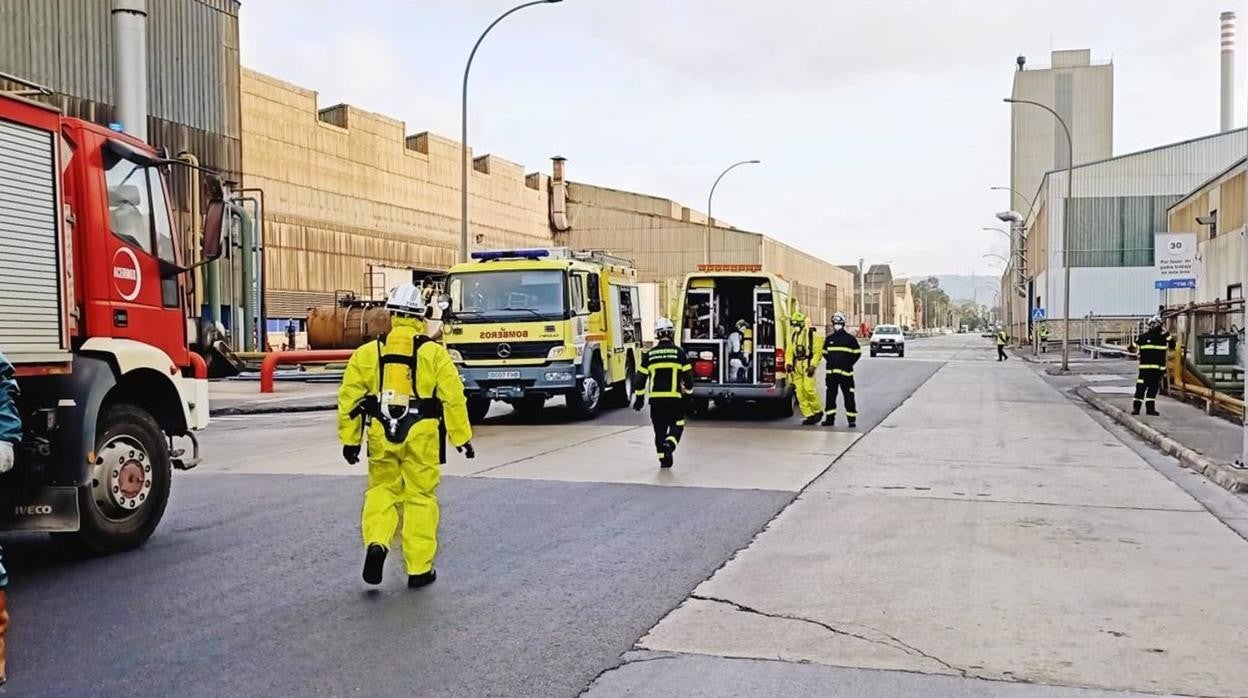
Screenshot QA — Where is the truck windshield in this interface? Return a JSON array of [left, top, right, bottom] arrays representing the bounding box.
[[447, 270, 567, 322]]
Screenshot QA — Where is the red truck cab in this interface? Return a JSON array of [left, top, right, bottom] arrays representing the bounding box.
[[1, 90, 223, 552]]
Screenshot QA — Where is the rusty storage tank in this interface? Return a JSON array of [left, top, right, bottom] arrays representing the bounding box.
[[307, 297, 391, 350]]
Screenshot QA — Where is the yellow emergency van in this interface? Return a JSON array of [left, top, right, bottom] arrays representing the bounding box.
[[441, 248, 642, 422], [675, 265, 798, 416]]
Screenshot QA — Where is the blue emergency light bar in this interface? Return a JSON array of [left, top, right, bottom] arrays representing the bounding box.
[[470, 248, 550, 261]]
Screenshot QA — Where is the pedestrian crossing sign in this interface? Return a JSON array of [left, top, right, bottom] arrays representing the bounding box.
[[1031, 308, 1046, 320]]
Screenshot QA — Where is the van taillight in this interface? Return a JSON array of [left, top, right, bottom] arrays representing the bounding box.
[[693, 360, 715, 379], [774, 347, 785, 367]]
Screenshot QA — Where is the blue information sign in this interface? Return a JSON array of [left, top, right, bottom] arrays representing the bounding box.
[[1154, 278, 1196, 290]]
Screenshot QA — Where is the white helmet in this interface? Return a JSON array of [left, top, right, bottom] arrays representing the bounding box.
[[385, 282, 430, 318], [1147, 315, 1162, 329], [655, 317, 675, 339], [831, 311, 846, 326]]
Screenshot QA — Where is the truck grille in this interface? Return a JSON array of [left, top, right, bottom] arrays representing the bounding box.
[[456, 341, 561, 361]]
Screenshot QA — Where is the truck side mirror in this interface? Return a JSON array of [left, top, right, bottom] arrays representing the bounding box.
[[202, 200, 225, 261], [587, 275, 602, 313]]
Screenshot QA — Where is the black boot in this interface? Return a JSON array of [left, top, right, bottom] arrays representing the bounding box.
[[802, 415, 821, 426], [660, 441, 675, 468], [408, 569, 437, 589], [847, 419, 857, 428], [1146, 406, 1160, 416], [363, 544, 387, 585], [821, 415, 835, 427], [1131, 401, 1141, 416]]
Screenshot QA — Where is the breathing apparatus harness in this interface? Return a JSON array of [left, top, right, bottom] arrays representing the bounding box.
[[349, 334, 449, 462]]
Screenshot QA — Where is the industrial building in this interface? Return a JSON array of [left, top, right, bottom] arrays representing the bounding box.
[[551, 161, 856, 326], [1005, 128, 1247, 341], [240, 69, 552, 318], [0, 2, 855, 345], [892, 278, 915, 329], [1009, 50, 1113, 216], [0, 0, 243, 277], [1167, 157, 1245, 304]]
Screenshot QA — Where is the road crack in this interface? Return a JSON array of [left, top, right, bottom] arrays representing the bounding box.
[[689, 593, 971, 678]]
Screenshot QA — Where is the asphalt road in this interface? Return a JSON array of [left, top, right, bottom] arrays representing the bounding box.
[[3, 339, 947, 697]]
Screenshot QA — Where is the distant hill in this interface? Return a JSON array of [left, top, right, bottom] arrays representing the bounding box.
[[910, 275, 1001, 306]]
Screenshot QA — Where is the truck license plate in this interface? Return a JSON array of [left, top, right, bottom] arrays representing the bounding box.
[[487, 371, 521, 380]]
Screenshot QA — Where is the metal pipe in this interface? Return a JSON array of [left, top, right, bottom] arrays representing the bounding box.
[[704, 159, 761, 265], [232, 203, 256, 352], [235, 193, 265, 350], [1222, 11, 1237, 132], [238, 188, 268, 349], [110, 0, 148, 141], [260, 350, 354, 393], [460, 0, 564, 263], [1006, 97, 1074, 371]]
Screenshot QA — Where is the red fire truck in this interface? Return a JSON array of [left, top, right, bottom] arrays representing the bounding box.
[[0, 89, 224, 552]]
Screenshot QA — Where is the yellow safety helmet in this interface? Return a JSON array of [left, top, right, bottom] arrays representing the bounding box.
[[790, 310, 807, 326]]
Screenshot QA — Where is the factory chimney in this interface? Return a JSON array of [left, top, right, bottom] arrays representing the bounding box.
[[111, 0, 148, 141], [1221, 10, 1236, 132]]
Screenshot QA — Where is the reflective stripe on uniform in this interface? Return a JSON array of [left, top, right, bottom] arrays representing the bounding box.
[[1139, 364, 1163, 370], [1139, 344, 1168, 351], [665, 435, 679, 445], [845, 411, 858, 417], [1136, 379, 1144, 384], [637, 365, 650, 374], [824, 409, 837, 416], [829, 368, 854, 377], [825, 347, 861, 354], [675, 419, 686, 426]]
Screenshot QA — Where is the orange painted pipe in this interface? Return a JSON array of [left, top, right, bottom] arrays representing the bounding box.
[[260, 350, 353, 393]]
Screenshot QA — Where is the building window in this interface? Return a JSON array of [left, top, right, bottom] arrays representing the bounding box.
[[1209, 209, 1219, 238], [1228, 284, 1242, 301]]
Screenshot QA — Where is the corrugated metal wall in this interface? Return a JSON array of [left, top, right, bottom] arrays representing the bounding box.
[[0, 0, 243, 245]]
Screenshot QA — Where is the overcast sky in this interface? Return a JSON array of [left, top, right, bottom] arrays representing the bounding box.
[[239, 0, 1247, 278]]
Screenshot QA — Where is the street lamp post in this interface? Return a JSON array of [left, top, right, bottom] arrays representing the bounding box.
[[705, 159, 760, 265], [990, 186, 1035, 222], [460, 0, 563, 263], [1005, 97, 1074, 371]]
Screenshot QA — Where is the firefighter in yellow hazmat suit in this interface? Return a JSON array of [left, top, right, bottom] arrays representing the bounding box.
[[786, 309, 824, 425], [338, 283, 474, 588]]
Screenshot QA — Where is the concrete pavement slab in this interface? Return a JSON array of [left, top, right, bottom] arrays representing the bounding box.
[[642, 493, 1248, 696], [637, 356, 1248, 698], [819, 459, 1205, 510], [586, 651, 1175, 698]]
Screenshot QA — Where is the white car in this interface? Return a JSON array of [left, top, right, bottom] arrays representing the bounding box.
[[870, 325, 905, 357]]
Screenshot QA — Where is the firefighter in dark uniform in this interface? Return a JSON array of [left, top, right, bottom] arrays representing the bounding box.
[[821, 312, 861, 428], [634, 317, 693, 468], [1133, 315, 1172, 416]]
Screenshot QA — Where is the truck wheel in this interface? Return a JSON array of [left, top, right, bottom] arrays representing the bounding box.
[[569, 361, 604, 420], [71, 404, 172, 554], [466, 398, 491, 424], [608, 359, 636, 408]]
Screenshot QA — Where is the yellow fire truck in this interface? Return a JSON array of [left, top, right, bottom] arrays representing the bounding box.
[[442, 248, 642, 422]]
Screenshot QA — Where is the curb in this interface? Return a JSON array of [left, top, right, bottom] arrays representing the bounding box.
[[1076, 387, 1248, 494], [210, 403, 336, 417]]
